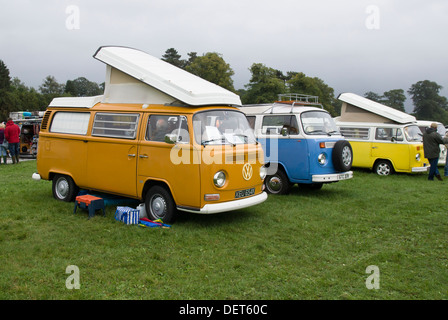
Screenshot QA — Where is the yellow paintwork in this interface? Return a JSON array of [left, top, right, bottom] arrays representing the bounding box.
[[36, 103, 265, 211], [349, 140, 429, 172]]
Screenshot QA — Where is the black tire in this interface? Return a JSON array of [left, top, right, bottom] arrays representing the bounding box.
[[52, 174, 78, 202], [332, 140, 353, 172], [264, 170, 292, 195], [374, 160, 394, 176], [145, 185, 176, 223]]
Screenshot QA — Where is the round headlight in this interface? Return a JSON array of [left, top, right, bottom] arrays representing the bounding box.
[[260, 166, 267, 180], [318, 153, 327, 165], [416, 153, 421, 161], [213, 171, 226, 188]]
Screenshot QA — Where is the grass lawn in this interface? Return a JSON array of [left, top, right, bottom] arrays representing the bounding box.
[[0, 160, 447, 300]]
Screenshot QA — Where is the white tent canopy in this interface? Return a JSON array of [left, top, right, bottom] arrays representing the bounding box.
[[337, 92, 415, 124], [93, 46, 242, 106]]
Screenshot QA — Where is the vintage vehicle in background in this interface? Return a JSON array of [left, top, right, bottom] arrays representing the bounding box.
[[335, 93, 429, 176], [239, 93, 353, 195], [9, 111, 44, 157], [32, 46, 267, 223], [415, 120, 446, 166]]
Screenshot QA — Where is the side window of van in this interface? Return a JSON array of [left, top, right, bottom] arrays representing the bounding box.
[[339, 127, 370, 140], [375, 128, 403, 141], [261, 115, 299, 135], [50, 112, 90, 135], [146, 115, 190, 143], [246, 116, 256, 130], [92, 113, 139, 139]]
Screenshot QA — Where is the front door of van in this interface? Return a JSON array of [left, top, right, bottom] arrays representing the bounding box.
[[371, 127, 409, 171], [137, 114, 201, 208], [85, 112, 141, 197]]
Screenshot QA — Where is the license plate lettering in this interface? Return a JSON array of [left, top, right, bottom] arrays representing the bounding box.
[[235, 188, 255, 199]]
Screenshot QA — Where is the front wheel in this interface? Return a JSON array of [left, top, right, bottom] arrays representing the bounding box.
[[264, 170, 292, 195], [145, 185, 176, 223], [52, 174, 78, 202], [374, 160, 393, 176]]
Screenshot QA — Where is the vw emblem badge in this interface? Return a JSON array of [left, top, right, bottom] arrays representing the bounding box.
[[242, 163, 253, 180]]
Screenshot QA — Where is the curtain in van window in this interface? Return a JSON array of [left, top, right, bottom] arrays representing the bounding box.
[[50, 112, 90, 135]]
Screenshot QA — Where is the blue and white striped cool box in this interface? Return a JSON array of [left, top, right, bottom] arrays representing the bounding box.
[[115, 206, 139, 225]]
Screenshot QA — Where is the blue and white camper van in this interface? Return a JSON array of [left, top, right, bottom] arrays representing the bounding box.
[[240, 94, 353, 194]]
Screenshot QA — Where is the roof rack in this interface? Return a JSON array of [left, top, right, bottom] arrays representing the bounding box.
[[269, 93, 323, 113]]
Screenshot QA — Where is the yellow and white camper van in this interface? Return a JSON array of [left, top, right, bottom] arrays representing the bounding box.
[[33, 46, 267, 222], [335, 93, 429, 176]]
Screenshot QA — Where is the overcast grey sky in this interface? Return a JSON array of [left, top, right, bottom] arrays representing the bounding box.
[[1, 0, 447, 112]]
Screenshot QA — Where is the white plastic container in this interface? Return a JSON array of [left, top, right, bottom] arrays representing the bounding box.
[[137, 203, 147, 219]]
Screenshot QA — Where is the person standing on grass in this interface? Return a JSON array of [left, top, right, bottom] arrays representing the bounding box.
[[422, 122, 448, 181], [0, 122, 8, 165], [4, 118, 21, 164]]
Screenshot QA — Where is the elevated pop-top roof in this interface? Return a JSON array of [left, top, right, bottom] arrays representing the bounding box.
[[48, 46, 241, 108], [93, 46, 241, 106], [338, 92, 415, 124]]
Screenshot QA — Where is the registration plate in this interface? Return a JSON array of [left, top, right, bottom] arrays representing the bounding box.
[[235, 188, 255, 199], [338, 173, 351, 180]]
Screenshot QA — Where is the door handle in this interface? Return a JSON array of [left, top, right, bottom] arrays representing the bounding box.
[[372, 147, 378, 149], [139, 155, 148, 158], [128, 154, 136, 157]]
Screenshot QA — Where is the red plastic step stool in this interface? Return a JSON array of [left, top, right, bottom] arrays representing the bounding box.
[[74, 195, 105, 219]]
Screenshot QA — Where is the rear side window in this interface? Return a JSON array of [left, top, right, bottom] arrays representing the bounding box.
[[50, 112, 90, 135], [340, 127, 370, 140], [92, 113, 139, 139]]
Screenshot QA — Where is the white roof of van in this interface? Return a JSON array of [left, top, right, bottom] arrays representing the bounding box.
[[49, 95, 104, 108], [338, 92, 415, 124], [93, 46, 241, 106], [240, 103, 326, 115]]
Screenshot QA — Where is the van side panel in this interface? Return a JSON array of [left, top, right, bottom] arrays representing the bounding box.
[[349, 141, 374, 169], [86, 138, 138, 197], [371, 141, 410, 171], [37, 133, 87, 185], [138, 142, 201, 208]]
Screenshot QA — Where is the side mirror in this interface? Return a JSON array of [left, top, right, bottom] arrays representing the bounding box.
[[164, 134, 178, 144], [281, 127, 288, 137]]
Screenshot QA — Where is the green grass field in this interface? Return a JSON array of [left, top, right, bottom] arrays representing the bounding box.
[[0, 161, 447, 300]]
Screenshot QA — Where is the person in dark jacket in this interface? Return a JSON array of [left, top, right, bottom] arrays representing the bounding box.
[[4, 118, 21, 164], [422, 122, 447, 180]]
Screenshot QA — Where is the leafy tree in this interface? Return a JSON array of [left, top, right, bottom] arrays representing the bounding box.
[[0, 60, 11, 91], [185, 52, 235, 91], [162, 48, 185, 68], [0, 60, 12, 121], [287, 73, 336, 115], [65, 77, 102, 97], [39, 75, 65, 96], [364, 90, 406, 112], [383, 89, 406, 112], [364, 91, 383, 103], [242, 63, 286, 104], [408, 80, 448, 123]]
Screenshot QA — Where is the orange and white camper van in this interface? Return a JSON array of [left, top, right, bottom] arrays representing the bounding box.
[[33, 46, 267, 222]]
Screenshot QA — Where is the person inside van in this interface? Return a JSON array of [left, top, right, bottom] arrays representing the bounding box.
[[423, 122, 448, 181], [153, 118, 169, 141]]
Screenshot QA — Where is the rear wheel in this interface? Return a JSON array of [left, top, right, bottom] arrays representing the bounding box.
[[52, 174, 78, 202], [145, 185, 176, 223]]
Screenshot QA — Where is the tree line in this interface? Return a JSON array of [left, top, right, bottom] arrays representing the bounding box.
[[1, 49, 448, 123]]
